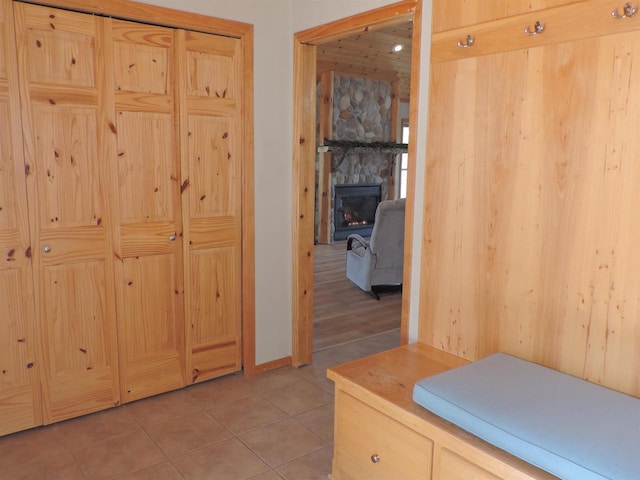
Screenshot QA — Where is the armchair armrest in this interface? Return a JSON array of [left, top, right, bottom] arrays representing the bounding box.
[[347, 234, 369, 251]]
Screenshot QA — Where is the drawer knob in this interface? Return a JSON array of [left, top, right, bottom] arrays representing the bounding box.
[[42, 245, 52, 253], [371, 454, 380, 464], [169, 234, 177, 241]]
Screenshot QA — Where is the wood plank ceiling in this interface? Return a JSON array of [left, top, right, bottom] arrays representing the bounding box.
[[316, 20, 413, 102]]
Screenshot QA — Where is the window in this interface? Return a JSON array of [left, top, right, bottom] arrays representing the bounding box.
[[400, 121, 409, 198]]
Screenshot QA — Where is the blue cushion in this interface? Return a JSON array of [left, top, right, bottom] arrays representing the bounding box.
[[412, 353, 640, 480]]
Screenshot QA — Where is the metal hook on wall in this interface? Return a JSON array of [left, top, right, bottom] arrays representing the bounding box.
[[612, 2, 637, 19], [457, 34, 474, 48], [524, 21, 545, 36]]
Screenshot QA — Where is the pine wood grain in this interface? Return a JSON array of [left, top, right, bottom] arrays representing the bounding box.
[[318, 71, 333, 245], [431, 0, 640, 64], [423, 0, 640, 397], [328, 344, 555, 479], [3, 0, 255, 432], [180, 29, 243, 384], [431, 0, 577, 33], [105, 19, 186, 403], [16, 2, 121, 423], [0, 0, 41, 436], [291, 40, 317, 367]]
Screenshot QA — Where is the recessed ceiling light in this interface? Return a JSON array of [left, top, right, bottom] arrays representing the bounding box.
[[392, 43, 404, 53]]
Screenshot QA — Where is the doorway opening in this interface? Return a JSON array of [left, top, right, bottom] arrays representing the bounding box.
[[292, 1, 422, 366]]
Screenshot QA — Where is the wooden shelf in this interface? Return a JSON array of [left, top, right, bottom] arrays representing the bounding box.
[[318, 140, 408, 156]]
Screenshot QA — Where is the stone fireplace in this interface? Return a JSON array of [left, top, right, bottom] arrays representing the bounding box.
[[315, 73, 398, 243], [333, 183, 382, 241]]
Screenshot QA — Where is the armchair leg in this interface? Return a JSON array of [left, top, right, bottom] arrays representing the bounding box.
[[368, 287, 380, 300]]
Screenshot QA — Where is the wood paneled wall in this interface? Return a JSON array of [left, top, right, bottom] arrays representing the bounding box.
[[421, 0, 640, 397], [431, 0, 580, 32]]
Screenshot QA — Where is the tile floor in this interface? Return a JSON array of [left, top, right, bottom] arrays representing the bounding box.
[[0, 329, 400, 480]]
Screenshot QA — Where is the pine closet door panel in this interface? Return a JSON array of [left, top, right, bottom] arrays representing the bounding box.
[[179, 31, 242, 383], [0, 0, 42, 436], [15, 3, 119, 423], [107, 19, 185, 402]]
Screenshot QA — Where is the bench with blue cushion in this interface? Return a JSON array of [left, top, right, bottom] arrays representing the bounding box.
[[413, 353, 640, 480]]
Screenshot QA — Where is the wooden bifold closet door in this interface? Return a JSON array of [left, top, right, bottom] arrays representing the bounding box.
[[8, 0, 244, 427], [15, 3, 120, 423], [106, 19, 186, 404], [179, 30, 243, 384], [0, 0, 41, 435]]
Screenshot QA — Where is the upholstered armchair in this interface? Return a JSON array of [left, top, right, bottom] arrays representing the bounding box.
[[346, 198, 406, 299]]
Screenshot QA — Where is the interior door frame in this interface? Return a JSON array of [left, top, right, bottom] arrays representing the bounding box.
[[291, 0, 423, 366], [22, 0, 257, 375]]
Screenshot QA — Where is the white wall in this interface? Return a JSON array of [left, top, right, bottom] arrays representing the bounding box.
[[138, 0, 431, 363], [291, 1, 398, 31]]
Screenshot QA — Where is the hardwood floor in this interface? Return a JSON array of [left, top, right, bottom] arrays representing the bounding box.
[[313, 242, 402, 352]]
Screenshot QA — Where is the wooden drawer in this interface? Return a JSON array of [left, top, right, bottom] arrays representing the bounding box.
[[434, 446, 501, 480], [333, 390, 432, 480]]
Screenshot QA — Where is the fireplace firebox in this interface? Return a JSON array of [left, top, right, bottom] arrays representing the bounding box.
[[334, 183, 382, 241]]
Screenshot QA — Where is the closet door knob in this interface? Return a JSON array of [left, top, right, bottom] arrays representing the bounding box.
[[168, 234, 176, 241], [371, 454, 380, 464], [42, 245, 51, 253]]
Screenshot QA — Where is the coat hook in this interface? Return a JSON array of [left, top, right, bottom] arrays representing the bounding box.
[[457, 34, 474, 48], [524, 21, 545, 36], [612, 2, 637, 18]]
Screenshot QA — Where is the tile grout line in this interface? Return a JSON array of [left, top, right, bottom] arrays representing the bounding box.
[[0, 331, 399, 479]]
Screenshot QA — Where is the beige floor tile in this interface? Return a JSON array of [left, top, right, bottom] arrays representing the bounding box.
[[0, 452, 84, 480], [238, 418, 328, 468], [115, 461, 183, 480], [242, 367, 301, 392], [207, 395, 287, 434], [0, 333, 393, 480], [295, 403, 334, 443], [308, 349, 354, 372], [334, 341, 378, 362], [276, 446, 333, 480], [56, 405, 140, 452], [0, 425, 69, 471], [186, 374, 254, 409], [294, 364, 336, 394], [125, 389, 201, 427], [302, 372, 336, 395], [336, 328, 400, 361], [261, 379, 333, 416], [247, 471, 283, 480], [145, 411, 232, 458], [358, 329, 401, 351], [73, 430, 165, 480], [174, 437, 269, 480]]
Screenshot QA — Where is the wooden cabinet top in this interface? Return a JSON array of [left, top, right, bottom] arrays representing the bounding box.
[[327, 343, 468, 416], [328, 344, 556, 479]]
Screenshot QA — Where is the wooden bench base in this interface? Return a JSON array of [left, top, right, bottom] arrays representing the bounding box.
[[327, 343, 557, 480]]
